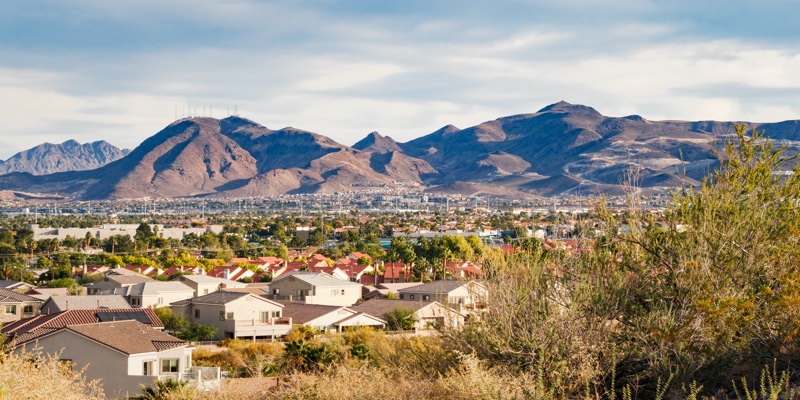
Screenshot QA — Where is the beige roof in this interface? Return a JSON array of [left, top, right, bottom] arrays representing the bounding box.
[[0, 287, 43, 304], [350, 298, 435, 317], [62, 320, 187, 355], [279, 303, 349, 325], [42, 295, 131, 311]]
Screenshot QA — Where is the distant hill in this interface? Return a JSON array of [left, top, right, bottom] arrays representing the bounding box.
[[2, 102, 800, 199], [0, 140, 129, 175]]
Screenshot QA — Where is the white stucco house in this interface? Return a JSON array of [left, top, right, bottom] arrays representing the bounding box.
[[170, 291, 292, 341], [12, 320, 219, 399], [267, 271, 362, 306]]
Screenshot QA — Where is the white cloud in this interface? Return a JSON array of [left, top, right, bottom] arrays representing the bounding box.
[[1, 2, 800, 160]]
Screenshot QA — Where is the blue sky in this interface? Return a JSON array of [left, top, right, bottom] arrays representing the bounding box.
[[1, 0, 799, 158]]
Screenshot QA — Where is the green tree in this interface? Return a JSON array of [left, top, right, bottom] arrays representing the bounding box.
[[383, 307, 416, 331]]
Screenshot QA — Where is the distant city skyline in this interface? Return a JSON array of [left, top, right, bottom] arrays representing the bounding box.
[[1, 0, 799, 159]]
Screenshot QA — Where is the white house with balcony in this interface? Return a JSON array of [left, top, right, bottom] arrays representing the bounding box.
[[267, 271, 362, 306], [170, 291, 291, 341]]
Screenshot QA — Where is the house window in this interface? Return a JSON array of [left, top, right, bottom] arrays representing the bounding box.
[[271, 311, 280, 318], [227, 312, 234, 320], [161, 359, 179, 374], [157, 297, 164, 305], [423, 295, 430, 301], [399, 294, 405, 299], [260, 311, 270, 322], [4, 305, 16, 314], [341, 289, 345, 295], [23, 305, 33, 313], [143, 361, 152, 376], [331, 289, 337, 296], [203, 289, 209, 295], [185, 355, 191, 369], [194, 309, 200, 318], [273, 288, 280, 295], [409, 295, 415, 300]]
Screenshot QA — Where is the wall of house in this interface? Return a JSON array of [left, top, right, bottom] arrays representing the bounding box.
[[86, 279, 127, 295], [177, 303, 234, 340], [306, 286, 361, 306], [336, 313, 384, 330], [131, 290, 194, 309], [15, 330, 154, 399], [269, 278, 313, 298], [415, 303, 464, 329], [0, 301, 39, 322], [126, 346, 192, 376], [173, 297, 284, 340]]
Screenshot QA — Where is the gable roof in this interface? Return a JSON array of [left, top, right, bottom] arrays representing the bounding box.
[[272, 271, 361, 288], [350, 298, 436, 316], [0, 280, 36, 290], [56, 320, 186, 355], [114, 281, 194, 296], [177, 274, 247, 286], [0, 287, 43, 303], [333, 312, 386, 327], [41, 295, 130, 311], [3, 308, 163, 345], [170, 291, 283, 307], [86, 274, 154, 287], [279, 303, 349, 325], [397, 280, 477, 294]]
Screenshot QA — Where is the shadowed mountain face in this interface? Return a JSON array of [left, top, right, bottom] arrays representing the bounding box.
[[1, 102, 799, 199], [0, 140, 129, 175]]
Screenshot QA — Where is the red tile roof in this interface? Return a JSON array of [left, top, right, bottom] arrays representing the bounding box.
[[3, 309, 163, 345]]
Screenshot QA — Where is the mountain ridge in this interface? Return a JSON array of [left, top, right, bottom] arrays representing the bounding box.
[[2, 102, 799, 199]]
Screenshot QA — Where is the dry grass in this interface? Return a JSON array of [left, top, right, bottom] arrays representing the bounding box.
[[0, 348, 104, 400]]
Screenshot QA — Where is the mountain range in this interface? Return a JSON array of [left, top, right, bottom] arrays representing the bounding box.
[[2, 101, 800, 200]]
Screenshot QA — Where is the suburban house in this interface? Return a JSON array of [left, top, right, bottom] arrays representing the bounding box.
[[208, 266, 256, 282], [123, 265, 163, 278], [350, 298, 464, 329], [338, 263, 375, 283], [2, 308, 164, 344], [0, 288, 43, 323], [162, 265, 206, 278], [280, 303, 385, 332], [112, 281, 195, 308], [170, 292, 291, 341], [397, 280, 487, 311], [0, 279, 37, 292], [307, 265, 349, 281], [85, 271, 155, 295], [176, 274, 247, 297], [267, 271, 363, 306], [12, 320, 217, 399], [363, 282, 424, 300], [72, 264, 111, 280], [39, 294, 131, 314]]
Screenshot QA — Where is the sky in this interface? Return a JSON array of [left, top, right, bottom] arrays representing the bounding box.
[[1, 0, 800, 159]]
